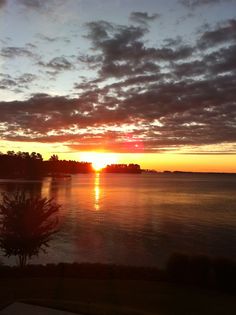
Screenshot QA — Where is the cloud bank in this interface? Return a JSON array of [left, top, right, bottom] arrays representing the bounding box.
[[0, 14, 236, 153]]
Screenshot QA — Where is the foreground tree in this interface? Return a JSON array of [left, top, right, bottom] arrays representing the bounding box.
[[0, 192, 60, 267]]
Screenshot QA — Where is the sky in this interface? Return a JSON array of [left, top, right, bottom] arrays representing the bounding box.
[[0, 0, 236, 172]]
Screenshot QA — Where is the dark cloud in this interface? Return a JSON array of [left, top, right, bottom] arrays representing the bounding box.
[[36, 33, 71, 44], [180, 0, 220, 9], [0, 73, 37, 90], [0, 46, 35, 58], [16, 0, 66, 15], [173, 44, 236, 79], [0, 68, 235, 152], [164, 36, 183, 47], [86, 20, 115, 43], [197, 19, 236, 49], [17, 0, 45, 9], [0, 79, 16, 90], [172, 45, 236, 79], [36, 34, 59, 42], [17, 73, 37, 85], [78, 54, 103, 70], [0, 0, 6, 9], [38, 57, 74, 73], [173, 60, 205, 78], [85, 21, 193, 79], [25, 42, 37, 49], [1, 16, 236, 153], [204, 44, 236, 74], [129, 12, 161, 25], [155, 46, 194, 61]]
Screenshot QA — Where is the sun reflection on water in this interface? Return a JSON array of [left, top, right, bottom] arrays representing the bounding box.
[[94, 173, 100, 210]]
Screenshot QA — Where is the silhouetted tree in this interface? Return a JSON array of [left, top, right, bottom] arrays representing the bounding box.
[[104, 163, 141, 173], [44, 158, 93, 175], [0, 192, 60, 267], [0, 151, 44, 178], [49, 154, 59, 162]]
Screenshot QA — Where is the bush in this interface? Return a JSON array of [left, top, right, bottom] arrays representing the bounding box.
[[0, 191, 60, 267]]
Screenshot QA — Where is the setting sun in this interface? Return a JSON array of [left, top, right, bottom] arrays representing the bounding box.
[[79, 152, 118, 171]]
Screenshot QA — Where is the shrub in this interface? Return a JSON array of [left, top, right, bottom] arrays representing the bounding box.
[[0, 191, 60, 267]]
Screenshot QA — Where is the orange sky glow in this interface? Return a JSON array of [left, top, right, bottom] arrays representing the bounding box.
[[0, 140, 235, 173]]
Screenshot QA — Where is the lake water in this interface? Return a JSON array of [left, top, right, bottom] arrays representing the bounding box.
[[0, 173, 236, 267]]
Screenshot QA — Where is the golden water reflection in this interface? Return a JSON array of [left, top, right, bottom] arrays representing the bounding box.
[[94, 172, 100, 210]]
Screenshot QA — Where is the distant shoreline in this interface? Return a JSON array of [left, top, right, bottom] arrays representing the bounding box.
[[0, 170, 236, 181], [152, 170, 236, 175]]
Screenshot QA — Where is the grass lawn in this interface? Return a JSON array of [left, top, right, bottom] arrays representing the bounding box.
[[0, 278, 235, 315]]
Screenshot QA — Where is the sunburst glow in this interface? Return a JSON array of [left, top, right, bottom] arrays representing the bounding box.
[[80, 152, 118, 171]]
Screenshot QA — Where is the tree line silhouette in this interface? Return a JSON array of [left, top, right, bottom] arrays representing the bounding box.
[[0, 151, 141, 178], [104, 163, 141, 173], [0, 151, 92, 179]]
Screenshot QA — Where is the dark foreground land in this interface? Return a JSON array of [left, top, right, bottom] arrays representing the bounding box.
[[0, 255, 236, 315], [0, 278, 235, 315]]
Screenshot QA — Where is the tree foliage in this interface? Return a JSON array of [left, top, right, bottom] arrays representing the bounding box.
[[0, 192, 60, 267], [0, 151, 93, 178]]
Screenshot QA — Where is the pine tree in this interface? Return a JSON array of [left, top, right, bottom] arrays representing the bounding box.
[[0, 192, 60, 267]]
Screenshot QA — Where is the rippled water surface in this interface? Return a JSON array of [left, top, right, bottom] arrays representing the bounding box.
[[0, 173, 236, 267]]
